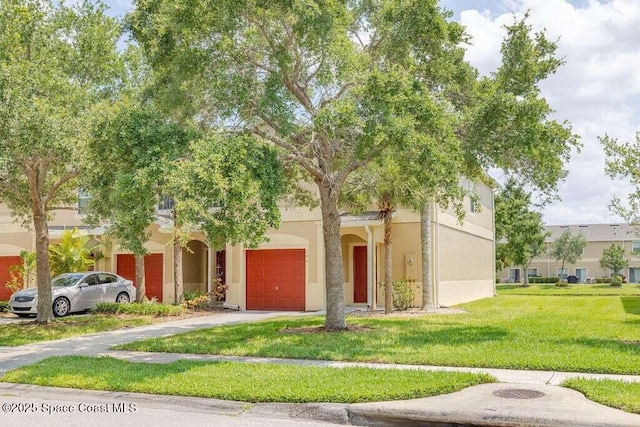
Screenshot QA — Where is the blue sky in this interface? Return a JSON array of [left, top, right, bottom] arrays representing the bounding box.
[[99, 0, 639, 226]]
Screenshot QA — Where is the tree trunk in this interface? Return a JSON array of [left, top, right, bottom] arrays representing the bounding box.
[[174, 233, 184, 305], [317, 179, 346, 331], [173, 208, 184, 305], [421, 199, 434, 310], [383, 213, 393, 314], [134, 254, 147, 303], [34, 209, 54, 323], [522, 263, 530, 287]]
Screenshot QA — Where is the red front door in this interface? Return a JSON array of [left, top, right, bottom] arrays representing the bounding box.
[[246, 249, 305, 311], [353, 246, 368, 303], [0, 256, 22, 300], [117, 254, 164, 302]]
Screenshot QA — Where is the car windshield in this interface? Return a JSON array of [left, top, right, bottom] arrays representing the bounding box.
[[51, 273, 84, 287]]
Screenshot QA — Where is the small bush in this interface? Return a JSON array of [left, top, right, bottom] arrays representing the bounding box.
[[182, 294, 210, 311], [183, 291, 203, 302], [0, 301, 8, 313], [596, 277, 613, 284], [94, 302, 184, 317], [528, 277, 560, 284], [379, 279, 417, 311], [610, 275, 623, 287], [555, 280, 569, 287]]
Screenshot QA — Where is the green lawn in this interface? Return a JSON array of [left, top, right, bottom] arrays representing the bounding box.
[[0, 356, 494, 403], [0, 302, 189, 346], [562, 378, 640, 414], [497, 284, 640, 296], [0, 315, 155, 346], [115, 295, 640, 374]]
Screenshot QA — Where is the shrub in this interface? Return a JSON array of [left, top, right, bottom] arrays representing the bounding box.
[[610, 275, 623, 287], [0, 301, 8, 313], [555, 280, 569, 287], [182, 294, 210, 311], [209, 277, 229, 302], [596, 277, 613, 284], [94, 302, 184, 316], [378, 279, 417, 311], [528, 277, 560, 284], [183, 291, 203, 302]]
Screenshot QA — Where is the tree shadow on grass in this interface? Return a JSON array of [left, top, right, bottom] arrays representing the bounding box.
[[621, 297, 640, 315], [572, 337, 640, 356]]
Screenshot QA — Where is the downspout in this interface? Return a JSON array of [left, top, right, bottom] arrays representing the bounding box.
[[365, 225, 375, 311], [434, 202, 441, 308], [491, 188, 497, 296]]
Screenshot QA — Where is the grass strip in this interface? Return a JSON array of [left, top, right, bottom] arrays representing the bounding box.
[[562, 378, 640, 415], [114, 295, 640, 374], [0, 356, 495, 403], [496, 284, 640, 296], [0, 315, 152, 346]]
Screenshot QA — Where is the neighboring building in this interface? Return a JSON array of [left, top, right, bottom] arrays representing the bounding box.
[[0, 180, 496, 309], [500, 223, 640, 283]]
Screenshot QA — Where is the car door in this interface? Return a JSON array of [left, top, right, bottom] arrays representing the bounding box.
[[97, 273, 119, 303], [77, 273, 100, 310]]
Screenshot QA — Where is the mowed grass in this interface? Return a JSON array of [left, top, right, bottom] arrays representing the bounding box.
[[115, 295, 640, 374], [497, 284, 640, 296], [0, 303, 189, 346], [0, 315, 154, 346], [562, 378, 640, 415], [0, 356, 495, 403]]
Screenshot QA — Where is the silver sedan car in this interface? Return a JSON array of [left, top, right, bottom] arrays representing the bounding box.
[[9, 272, 136, 317]]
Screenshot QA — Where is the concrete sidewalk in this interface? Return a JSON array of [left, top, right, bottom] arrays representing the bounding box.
[[0, 310, 312, 375], [2, 311, 640, 426]]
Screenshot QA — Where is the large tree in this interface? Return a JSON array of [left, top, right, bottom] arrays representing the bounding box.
[[550, 231, 586, 280], [129, 0, 468, 330], [601, 133, 640, 231], [463, 15, 580, 200], [168, 134, 287, 251], [420, 15, 579, 306], [0, 0, 121, 322], [83, 100, 196, 303], [495, 179, 549, 287]]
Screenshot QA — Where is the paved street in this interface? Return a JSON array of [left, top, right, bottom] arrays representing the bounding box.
[[0, 394, 344, 427]]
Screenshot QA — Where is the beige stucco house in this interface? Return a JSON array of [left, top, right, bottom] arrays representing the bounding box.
[[499, 223, 640, 283], [0, 180, 496, 309]]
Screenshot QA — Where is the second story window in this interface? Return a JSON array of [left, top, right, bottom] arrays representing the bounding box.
[[158, 195, 175, 211], [78, 189, 91, 214]]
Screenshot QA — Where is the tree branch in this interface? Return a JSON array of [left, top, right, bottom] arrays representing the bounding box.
[[251, 125, 323, 181], [319, 82, 354, 109], [44, 169, 80, 207]]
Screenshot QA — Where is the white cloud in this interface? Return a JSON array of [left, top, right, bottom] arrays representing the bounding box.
[[460, 0, 640, 225]]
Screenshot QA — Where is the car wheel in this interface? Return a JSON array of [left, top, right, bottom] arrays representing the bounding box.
[[53, 297, 70, 317], [116, 292, 130, 303]]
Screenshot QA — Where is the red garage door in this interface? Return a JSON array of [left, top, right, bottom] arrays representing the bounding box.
[[0, 256, 22, 301], [246, 249, 305, 311], [117, 254, 164, 302]]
